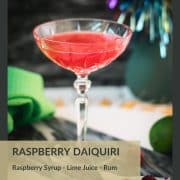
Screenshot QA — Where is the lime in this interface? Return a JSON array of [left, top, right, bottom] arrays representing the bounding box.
[[149, 116, 172, 154]]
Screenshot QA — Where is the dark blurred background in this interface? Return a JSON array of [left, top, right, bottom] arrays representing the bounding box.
[[8, 0, 172, 102]]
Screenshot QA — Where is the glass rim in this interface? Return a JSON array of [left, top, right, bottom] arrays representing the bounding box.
[[33, 18, 132, 45]]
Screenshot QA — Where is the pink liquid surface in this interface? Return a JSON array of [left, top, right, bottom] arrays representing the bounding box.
[[38, 32, 129, 76]]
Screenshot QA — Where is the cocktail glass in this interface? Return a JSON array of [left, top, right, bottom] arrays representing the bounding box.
[[33, 18, 132, 141]]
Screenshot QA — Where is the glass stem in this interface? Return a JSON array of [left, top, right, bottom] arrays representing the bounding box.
[[73, 75, 91, 141]]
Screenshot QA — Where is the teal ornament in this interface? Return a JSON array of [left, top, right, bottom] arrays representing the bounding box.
[[125, 35, 172, 103]]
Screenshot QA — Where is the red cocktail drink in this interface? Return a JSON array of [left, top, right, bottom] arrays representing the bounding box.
[[33, 18, 132, 140], [36, 32, 129, 76]]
